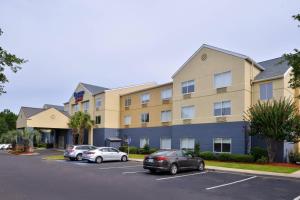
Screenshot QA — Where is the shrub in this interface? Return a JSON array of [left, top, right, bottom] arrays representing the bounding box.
[[129, 146, 138, 154], [289, 152, 300, 163], [256, 156, 268, 164], [251, 146, 268, 161], [194, 143, 200, 157], [119, 146, 128, 152], [217, 153, 232, 161], [199, 151, 217, 160], [229, 154, 255, 163], [149, 148, 158, 154]]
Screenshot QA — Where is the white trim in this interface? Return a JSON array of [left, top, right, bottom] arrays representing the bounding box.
[[284, 67, 292, 77], [172, 44, 264, 78], [252, 75, 284, 83], [213, 138, 232, 153]]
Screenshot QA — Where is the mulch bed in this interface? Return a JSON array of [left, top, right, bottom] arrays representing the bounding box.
[[8, 151, 39, 156], [268, 162, 300, 168]]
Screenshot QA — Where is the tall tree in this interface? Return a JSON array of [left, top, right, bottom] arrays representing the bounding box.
[[0, 109, 17, 130], [284, 14, 300, 89], [0, 28, 26, 95], [245, 99, 300, 162], [68, 111, 94, 145]]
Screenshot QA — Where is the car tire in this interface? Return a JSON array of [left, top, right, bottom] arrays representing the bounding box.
[[69, 157, 75, 161], [149, 169, 156, 174], [198, 161, 205, 171], [121, 155, 128, 162], [170, 164, 178, 175], [76, 154, 83, 161], [95, 156, 103, 164]]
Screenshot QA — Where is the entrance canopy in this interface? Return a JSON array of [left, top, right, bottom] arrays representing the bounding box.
[[16, 107, 70, 129]]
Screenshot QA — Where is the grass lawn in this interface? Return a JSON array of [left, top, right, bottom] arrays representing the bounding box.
[[43, 155, 65, 160], [128, 154, 145, 159], [205, 160, 300, 174]]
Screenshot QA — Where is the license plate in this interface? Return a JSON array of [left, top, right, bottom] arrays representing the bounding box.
[[147, 159, 154, 163]]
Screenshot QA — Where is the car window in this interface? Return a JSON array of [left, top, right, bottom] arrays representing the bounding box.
[[90, 146, 97, 150], [152, 151, 175, 157], [109, 148, 119, 153], [176, 150, 183, 157], [101, 148, 109, 152]]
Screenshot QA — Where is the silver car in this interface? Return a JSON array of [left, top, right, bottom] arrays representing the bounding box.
[[64, 145, 97, 161], [82, 147, 128, 164]]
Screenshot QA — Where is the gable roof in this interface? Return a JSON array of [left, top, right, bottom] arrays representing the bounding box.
[[172, 44, 264, 78], [21, 107, 44, 118], [254, 56, 291, 82], [43, 104, 64, 111], [80, 83, 109, 95]]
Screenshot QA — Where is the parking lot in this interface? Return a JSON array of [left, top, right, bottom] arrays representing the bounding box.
[[0, 150, 299, 200]]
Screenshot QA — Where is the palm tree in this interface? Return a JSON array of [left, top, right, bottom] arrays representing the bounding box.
[[21, 128, 41, 152], [244, 98, 300, 162], [68, 112, 94, 145]]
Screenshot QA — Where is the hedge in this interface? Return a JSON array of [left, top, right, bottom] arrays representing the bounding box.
[[199, 151, 254, 163]]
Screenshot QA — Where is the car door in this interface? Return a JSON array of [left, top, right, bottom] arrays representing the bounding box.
[[108, 148, 121, 160], [101, 148, 111, 161], [176, 150, 189, 169]]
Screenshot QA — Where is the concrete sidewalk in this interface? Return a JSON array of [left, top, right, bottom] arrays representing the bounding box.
[[129, 158, 300, 179]]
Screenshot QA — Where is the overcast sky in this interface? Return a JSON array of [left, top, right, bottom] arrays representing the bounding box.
[[0, 0, 299, 113]]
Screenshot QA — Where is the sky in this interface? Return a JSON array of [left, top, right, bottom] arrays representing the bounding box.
[[0, 0, 299, 113]]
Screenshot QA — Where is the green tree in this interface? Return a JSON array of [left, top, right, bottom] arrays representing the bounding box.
[[0, 109, 17, 130], [68, 111, 94, 145], [284, 14, 300, 89], [0, 28, 26, 94], [244, 99, 300, 162], [0, 117, 9, 136]]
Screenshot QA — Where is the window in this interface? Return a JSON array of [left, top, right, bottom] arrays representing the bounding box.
[[140, 138, 149, 148], [82, 101, 89, 113], [141, 113, 149, 123], [181, 80, 195, 94], [180, 138, 195, 149], [125, 97, 131, 107], [214, 71, 232, 88], [214, 138, 231, 153], [72, 104, 79, 113], [260, 82, 273, 100], [95, 116, 101, 124], [140, 94, 150, 104], [95, 98, 102, 109], [160, 138, 171, 149], [108, 148, 119, 152], [181, 106, 195, 119], [214, 101, 231, 116], [161, 110, 172, 122], [124, 115, 131, 125], [161, 88, 172, 100]]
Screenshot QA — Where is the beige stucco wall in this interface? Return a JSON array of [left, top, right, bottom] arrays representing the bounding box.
[[26, 108, 69, 129], [16, 110, 28, 129], [172, 47, 262, 125], [120, 83, 173, 128]]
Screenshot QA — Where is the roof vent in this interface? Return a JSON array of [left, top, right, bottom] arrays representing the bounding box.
[[201, 53, 207, 61]]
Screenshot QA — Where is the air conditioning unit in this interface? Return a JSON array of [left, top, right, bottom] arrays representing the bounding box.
[[216, 116, 227, 123], [216, 87, 227, 94]]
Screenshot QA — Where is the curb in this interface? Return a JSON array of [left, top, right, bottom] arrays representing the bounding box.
[[129, 158, 300, 179]]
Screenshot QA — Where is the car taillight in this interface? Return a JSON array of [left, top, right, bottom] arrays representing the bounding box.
[[155, 156, 168, 161]]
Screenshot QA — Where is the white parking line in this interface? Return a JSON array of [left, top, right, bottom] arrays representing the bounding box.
[[156, 172, 207, 181], [122, 171, 148, 174], [99, 165, 143, 170], [206, 176, 257, 190], [294, 195, 300, 200]]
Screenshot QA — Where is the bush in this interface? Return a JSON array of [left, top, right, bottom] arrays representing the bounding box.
[[256, 156, 268, 164], [218, 153, 232, 161], [199, 151, 217, 160], [37, 143, 47, 148], [229, 154, 255, 163], [289, 152, 300, 163], [129, 146, 138, 154], [194, 143, 200, 157], [251, 146, 268, 161], [149, 148, 158, 154], [119, 146, 127, 152]]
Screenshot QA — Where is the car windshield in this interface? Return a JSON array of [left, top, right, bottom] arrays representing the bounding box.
[[151, 151, 175, 157]]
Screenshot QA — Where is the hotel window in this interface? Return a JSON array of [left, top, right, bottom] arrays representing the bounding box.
[[214, 101, 231, 116], [140, 93, 150, 104], [160, 138, 171, 149], [72, 104, 79, 113], [95, 98, 102, 109], [95, 116, 101, 124], [125, 97, 131, 107], [214, 71, 232, 88], [161, 88, 172, 100], [161, 110, 172, 122], [213, 138, 231, 153], [181, 106, 195, 119], [124, 115, 131, 125], [181, 80, 195, 94], [140, 137, 149, 148], [141, 112, 149, 123], [82, 101, 89, 113], [180, 138, 195, 150], [260, 82, 273, 100]]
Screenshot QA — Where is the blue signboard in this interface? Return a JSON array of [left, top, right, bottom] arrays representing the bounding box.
[[74, 91, 85, 103]]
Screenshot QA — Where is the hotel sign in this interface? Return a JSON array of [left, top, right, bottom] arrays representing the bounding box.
[[74, 91, 85, 103]]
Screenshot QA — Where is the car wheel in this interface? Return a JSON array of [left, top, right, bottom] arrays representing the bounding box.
[[149, 169, 156, 174], [170, 164, 178, 175], [121, 155, 128, 162], [76, 154, 83, 161], [95, 156, 103, 164], [69, 157, 75, 161], [198, 161, 205, 171]]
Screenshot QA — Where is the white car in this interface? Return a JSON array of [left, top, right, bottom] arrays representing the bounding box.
[[1, 144, 11, 150], [0, 144, 5, 150], [83, 147, 128, 164]]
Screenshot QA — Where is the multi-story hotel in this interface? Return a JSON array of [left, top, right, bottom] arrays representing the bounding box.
[[16, 44, 300, 160]]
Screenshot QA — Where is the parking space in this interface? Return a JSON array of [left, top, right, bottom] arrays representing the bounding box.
[[1, 151, 299, 200]]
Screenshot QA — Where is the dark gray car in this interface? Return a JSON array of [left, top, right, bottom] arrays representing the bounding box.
[[143, 150, 205, 175]]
